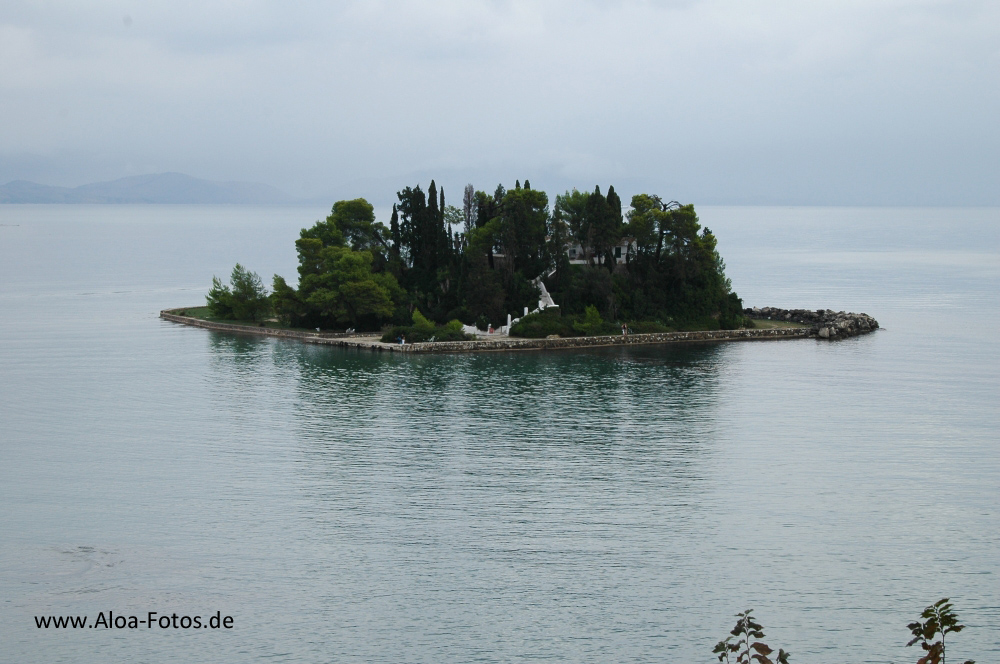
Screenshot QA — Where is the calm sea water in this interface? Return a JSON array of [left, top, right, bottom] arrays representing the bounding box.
[[1, 204, 997, 663]]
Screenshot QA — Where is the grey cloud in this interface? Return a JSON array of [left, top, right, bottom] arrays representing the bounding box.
[[1, 0, 997, 204]]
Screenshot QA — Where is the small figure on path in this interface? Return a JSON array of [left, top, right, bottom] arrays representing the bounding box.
[[622, 323, 628, 336]]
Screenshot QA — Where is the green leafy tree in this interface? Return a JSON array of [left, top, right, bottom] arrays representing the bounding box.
[[554, 188, 591, 261], [907, 599, 975, 664], [270, 274, 307, 326], [298, 245, 398, 328], [463, 220, 507, 323], [472, 188, 501, 268], [473, 189, 494, 229], [230, 264, 271, 321], [462, 184, 477, 234], [444, 205, 464, 230], [268, 203, 405, 330], [299, 213, 345, 248], [713, 610, 790, 664], [617, 198, 744, 327], [626, 193, 668, 259], [328, 199, 389, 252], [206, 263, 270, 322], [206, 276, 233, 319], [498, 185, 550, 278]]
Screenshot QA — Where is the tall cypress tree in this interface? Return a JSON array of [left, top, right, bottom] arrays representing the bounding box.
[[586, 185, 613, 269], [389, 204, 402, 272], [475, 191, 491, 230], [605, 185, 624, 270], [396, 184, 428, 278], [424, 181, 439, 279], [606, 185, 622, 226], [427, 180, 439, 219]]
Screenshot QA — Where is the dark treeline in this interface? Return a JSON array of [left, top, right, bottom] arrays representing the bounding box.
[[266, 180, 746, 332]]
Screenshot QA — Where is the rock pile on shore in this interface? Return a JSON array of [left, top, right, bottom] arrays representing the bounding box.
[[745, 307, 879, 339]]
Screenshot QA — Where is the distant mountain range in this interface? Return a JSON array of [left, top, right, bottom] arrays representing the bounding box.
[[0, 173, 297, 204]]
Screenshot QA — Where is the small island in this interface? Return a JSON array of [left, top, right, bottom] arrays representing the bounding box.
[[162, 179, 878, 352]]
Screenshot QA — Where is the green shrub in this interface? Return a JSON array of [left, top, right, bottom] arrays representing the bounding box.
[[411, 309, 436, 332], [379, 320, 472, 343], [433, 328, 470, 341], [381, 326, 414, 343], [511, 308, 665, 338], [573, 305, 605, 336], [510, 310, 578, 338]]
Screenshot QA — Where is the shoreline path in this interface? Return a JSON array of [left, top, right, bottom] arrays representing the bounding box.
[[160, 308, 878, 354]]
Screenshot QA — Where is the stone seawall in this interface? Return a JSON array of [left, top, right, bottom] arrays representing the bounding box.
[[159, 311, 375, 341], [413, 327, 813, 353], [745, 307, 879, 340], [161, 308, 831, 353]]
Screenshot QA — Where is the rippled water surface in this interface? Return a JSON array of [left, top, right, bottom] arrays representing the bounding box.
[[1, 205, 998, 663]]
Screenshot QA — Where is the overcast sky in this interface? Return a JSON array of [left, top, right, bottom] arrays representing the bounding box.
[[2, 0, 998, 205]]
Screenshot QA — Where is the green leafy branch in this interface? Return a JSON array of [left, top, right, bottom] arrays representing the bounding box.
[[906, 598, 974, 664], [713, 610, 790, 664], [711, 600, 977, 664]]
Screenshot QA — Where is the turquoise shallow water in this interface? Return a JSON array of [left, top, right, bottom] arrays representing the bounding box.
[[1, 205, 998, 663]]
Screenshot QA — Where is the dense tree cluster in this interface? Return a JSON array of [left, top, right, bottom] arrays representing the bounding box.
[[224, 180, 746, 332]]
